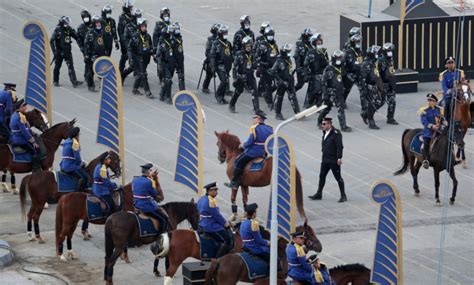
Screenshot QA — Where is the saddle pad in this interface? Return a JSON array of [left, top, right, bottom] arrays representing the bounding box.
[[198, 233, 220, 260], [86, 195, 107, 221], [54, 171, 78, 193], [134, 213, 159, 237], [8, 145, 32, 163], [236, 252, 269, 281], [249, 158, 266, 172], [409, 132, 424, 156]]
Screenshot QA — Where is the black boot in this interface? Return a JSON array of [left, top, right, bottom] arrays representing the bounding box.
[[215, 243, 230, 258], [308, 190, 322, 200], [225, 168, 242, 189], [368, 120, 380, 130], [386, 118, 399, 125], [338, 180, 347, 202], [31, 155, 42, 173]]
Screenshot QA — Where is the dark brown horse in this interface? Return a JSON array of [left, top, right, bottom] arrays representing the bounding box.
[[204, 222, 322, 285], [19, 150, 120, 243], [1, 109, 50, 194], [329, 263, 372, 285], [215, 130, 305, 221], [452, 80, 472, 168], [394, 126, 463, 205]]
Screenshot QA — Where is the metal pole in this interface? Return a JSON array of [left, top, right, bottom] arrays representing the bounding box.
[[368, 0, 373, 18]]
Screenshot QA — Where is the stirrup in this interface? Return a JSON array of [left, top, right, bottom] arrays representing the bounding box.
[[224, 180, 239, 189], [422, 160, 430, 169]]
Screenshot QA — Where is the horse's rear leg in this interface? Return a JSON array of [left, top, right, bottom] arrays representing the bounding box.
[[120, 246, 131, 263], [241, 186, 249, 219], [229, 187, 238, 221], [2, 171, 9, 193], [32, 203, 46, 243], [434, 169, 441, 206], [410, 158, 422, 196], [81, 220, 92, 240], [105, 247, 124, 285], [449, 168, 458, 205], [11, 173, 18, 195], [461, 148, 467, 168], [27, 205, 35, 241]]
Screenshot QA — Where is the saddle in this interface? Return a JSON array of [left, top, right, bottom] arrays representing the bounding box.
[[248, 157, 268, 172], [236, 252, 269, 281], [87, 195, 108, 212], [136, 211, 160, 232]]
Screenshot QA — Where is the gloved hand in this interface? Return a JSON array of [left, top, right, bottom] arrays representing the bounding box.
[[114, 40, 120, 50], [32, 142, 39, 149], [91, 55, 98, 62]]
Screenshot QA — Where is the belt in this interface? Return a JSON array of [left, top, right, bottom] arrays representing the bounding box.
[[62, 156, 75, 160], [200, 215, 212, 218], [255, 142, 265, 146], [93, 181, 103, 184], [288, 263, 301, 267], [133, 195, 152, 199], [242, 239, 254, 242], [11, 130, 21, 133]]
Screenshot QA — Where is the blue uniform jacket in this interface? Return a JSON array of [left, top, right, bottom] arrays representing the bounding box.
[[439, 69, 464, 99], [0, 90, 13, 124], [315, 265, 332, 285], [60, 138, 82, 172], [419, 105, 444, 138], [92, 163, 117, 197], [286, 241, 315, 283], [132, 175, 160, 213], [9, 112, 34, 145], [197, 194, 226, 233], [243, 123, 273, 158], [240, 218, 270, 254]]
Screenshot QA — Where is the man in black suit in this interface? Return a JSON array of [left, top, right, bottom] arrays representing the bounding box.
[[309, 117, 347, 202]]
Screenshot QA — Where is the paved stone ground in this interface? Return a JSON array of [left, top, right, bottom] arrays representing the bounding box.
[[0, 0, 473, 284]]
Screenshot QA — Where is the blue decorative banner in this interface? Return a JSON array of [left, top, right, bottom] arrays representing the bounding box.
[[23, 20, 52, 123], [173, 91, 204, 195], [93, 57, 125, 183], [405, 0, 424, 16], [370, 180, 403, 284], [265, 134, 296, 242]]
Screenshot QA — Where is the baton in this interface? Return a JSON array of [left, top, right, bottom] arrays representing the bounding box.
[[197, 63, 205, 90]]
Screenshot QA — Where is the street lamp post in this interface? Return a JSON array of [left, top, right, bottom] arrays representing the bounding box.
[[269, 105, 326, 284]]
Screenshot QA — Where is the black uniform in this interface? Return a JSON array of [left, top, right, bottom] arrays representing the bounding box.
[[255, 39, 279, 106], [153, 20, 171, 83], [118, 11, 134, 72], [121, 19, 139, 82], [202, 34, 217, 92], [342, 46, 363, 103], [293, 38, 311, 92], [77, 21, 92, 81], [128, 30, 153, 97], [101, 16, 118, 56], [84, 28, 107, 90], [269, 53, 300, 119], [360, 56, 384, 128], [229, 49, 260, 112], [318, 64, 349, 130], [156, 33, 177, 103], [174, 34, 185, 91], [233, 28, 255, 53], [50, 25, 80, 85], [304, 47, 329, 107], [377, 55, 397, 121], [210, 38, 233, 104]]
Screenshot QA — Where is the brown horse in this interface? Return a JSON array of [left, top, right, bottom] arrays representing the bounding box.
[[1, 109, 50, 194], [19, 150, 120, 243], [204, 222, 322, 285], [394, 126, 463, 205], [214, 130, 305, 221], [329, 263, 371, 285], [452, 80, 472, 168]]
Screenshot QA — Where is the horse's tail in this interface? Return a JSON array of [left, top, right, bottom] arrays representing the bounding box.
[[19, 174, 31, 221], [105, 218, 114, 260], [394, 129, 411, 176], [295, 167, 306, 218], [55, 196, 64, 246], [204, 259, 219, 285]]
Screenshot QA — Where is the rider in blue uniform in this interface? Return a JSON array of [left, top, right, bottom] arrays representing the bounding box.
[[287, 230, 315, 284], [307, 254, 333, 285], [419, 93, 445, 169], [197, 182, 233, 258], [0, 83, 16, 141], [439, 56, 465, 123], [60, 127, 89, 191], [9, 99, 42, 171], [92, 152, 119, 214], [225, 110, 273, 189], [240, 203, 270, 262], [132, 163, 169, 235]]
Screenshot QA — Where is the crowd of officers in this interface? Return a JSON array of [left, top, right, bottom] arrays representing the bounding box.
[[49, 0, 399, 131]]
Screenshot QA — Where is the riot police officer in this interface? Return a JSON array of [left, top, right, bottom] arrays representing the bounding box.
[[153, 7, 172, 84], [202, 23, 221, 94], [50, 16, 82, 88], [210, 25, 233, 104], [294, 28, 313, 92], [84, 15, 107, 92], [229, 36, 260, 113], [360, 45, 383, 129], [270, 43, 300, 120], [318, 50, 352, 132], [156, 25, 177, 103], [121, 8, 143, 83], [303, 33, 328, 108], [77, 10, 93, 83], [118, 0, 135, 73], [253, 22, 270, 53], [101, 5, 119, 56], [343, 26, 360, 50], [255, 26, 278, 107], [233, 15, 255, 53], [342, 34, 363, 105], [128, 18, 154, 98], [173, 22, 185, 91], [378, 43, 398, 125]]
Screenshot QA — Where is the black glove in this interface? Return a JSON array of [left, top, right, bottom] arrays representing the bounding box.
[[114, 40, 120, 50]]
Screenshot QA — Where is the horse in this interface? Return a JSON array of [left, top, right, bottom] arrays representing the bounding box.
[[204, 222, 322, 285], [394, 126, 463, 205], [19, 150, 120, 243], [214, 130, 305, 221], [1, 109, 50, 194], [452, 80, 472, 168], [329, 263, 371, 285]]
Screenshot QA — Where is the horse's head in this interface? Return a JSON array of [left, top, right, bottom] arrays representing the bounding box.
[[214, 130, 241, 163], [107, 150, 122, 178], [295, 219, 322, 253], [456, 80, 472, 103], [54, 118, 77, 140], [187, 198, 200, 230], [452, 122, 465, 148], [25, 109, 49, 132]]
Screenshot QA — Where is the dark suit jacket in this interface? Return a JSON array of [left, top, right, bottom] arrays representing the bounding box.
[[321, 127, 343, 164]]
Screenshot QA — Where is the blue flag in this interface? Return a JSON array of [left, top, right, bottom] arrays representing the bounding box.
[[370, 180, 403, 284], [173, 91, 204, 195], [265, 134, 296, 241], [405, 0, 424, 15], [23, 20, 52, 123]]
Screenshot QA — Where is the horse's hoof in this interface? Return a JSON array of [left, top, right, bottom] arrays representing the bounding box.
[[59, 254, 68, 262], [38, 238, 46, 244], [154, 271, 162, 277], [228, 213, 237, 222], [82, 231, 92, 240], [2, 182, 10, 193], [43, 202, 49, 209], [12, 188, 18, 195], [27, 232, 36, 241], [462, 160, 467, 169], [449, 198, 455, 205], [414, 192, 420, 197], [163, 276, 173, 285], [67, 250, 78, 260], [435, 201, 442, 207]]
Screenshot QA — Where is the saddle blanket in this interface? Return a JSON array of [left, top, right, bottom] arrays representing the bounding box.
[[237, 252, 269, 281], [409, 132, 423, 156], [8, 145, 32, 163], [134, 213, 159, 237], [53, 171, 78, 193], [249, 158, 267, 172], [86, 195, 107, 221], [197, 232, 220, 260]]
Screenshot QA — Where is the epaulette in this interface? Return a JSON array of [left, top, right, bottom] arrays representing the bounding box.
[[147, 177, 156, 190], [294, 243, 305, 257], [72, 138, 80, 151], [100, 164, 108, 178], [437, 105, 445, 116], [251, 219, 259, 231], [19, 112, 27, 124], [208, 196, 217, 208], [249, 124, 257, 139], [457, 69, 465, 78], [439, 70, 447, 81], [417, 106, 428, 115]]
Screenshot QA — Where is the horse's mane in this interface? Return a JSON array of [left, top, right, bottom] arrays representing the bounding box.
[[219, 132, 241, 150], [41, 121, 68, 136], [330, 263, 370, 273], [162, 201, 196, 210]]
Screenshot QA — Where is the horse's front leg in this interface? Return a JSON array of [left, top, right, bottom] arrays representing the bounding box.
[[449, 167, 458, 205], [229, 187, 238, 222], [411, 159, 422, 196], [241, 186, 249, 220], [2, 170, 9, 193], [461, 147, 467, 169], [434, 168, 441, 206], [11, 172, 18, 195]]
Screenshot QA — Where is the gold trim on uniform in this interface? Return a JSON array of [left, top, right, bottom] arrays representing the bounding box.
[[100, 164, 108, 178], [249, 124, 257, 139], [72, 138, 80, 151], [19, 112, 27, 124], [251, 219, 260, 231], [208, 195, 217, 208], [147, 177, 157, 190], [294, 243, 306, 257]]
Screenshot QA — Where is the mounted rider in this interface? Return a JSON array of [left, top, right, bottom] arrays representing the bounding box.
[[0, 83, 17, 141], [307, 254, 333, 285], [286, 230, 315, 284], [419, 93, 446, 169], [60, 127, 89, 191], [439, 56, 465, 123], [92, 152, 119, 214], [225, 110, 273, 189], [197, 182, 233, 258], [132, 163, 169, 235], [240, 203, 270, 263]]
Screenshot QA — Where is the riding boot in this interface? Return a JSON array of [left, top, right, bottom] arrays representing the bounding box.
[[368, 120, 380, 130], [31, 154, 42, 173], [76, 178, 85, 192], [338, 182, 347, 203], [308, 190, 322, 200], [215, 243, 231, 258], [225, 168, 243, 189]]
